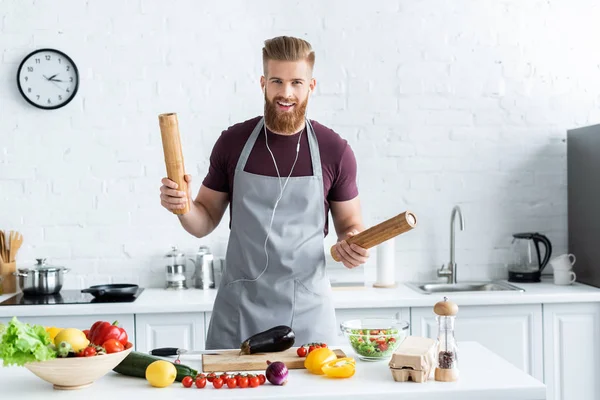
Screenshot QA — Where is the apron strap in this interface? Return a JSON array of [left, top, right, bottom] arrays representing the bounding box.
[[235, 118, 264, 173]]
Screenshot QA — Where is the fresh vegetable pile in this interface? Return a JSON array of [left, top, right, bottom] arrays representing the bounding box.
[[180, 370, 268, 389], [347, 328, 403, 358], [0, 317, 132, 366]]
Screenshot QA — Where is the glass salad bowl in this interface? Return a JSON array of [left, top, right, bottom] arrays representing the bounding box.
[[340, 318, 409, 361]]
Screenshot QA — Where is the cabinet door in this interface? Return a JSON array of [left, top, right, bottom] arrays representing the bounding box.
[[0, 314, 135, 347], [411, 304, 543, 381], [334, 308, 410, 347], [135, 313, 205, 353], [543, 302, 600, 400]]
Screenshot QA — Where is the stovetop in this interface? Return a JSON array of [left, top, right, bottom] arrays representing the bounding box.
[[0, 288, 145, 306]]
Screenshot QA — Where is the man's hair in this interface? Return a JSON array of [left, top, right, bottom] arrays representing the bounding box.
[[262, 36, 315, 75]]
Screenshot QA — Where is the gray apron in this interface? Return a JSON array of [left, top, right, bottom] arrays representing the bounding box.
[[205, 117, 337, 350]]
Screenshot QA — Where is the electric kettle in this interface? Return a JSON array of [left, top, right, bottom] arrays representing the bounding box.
[[508, 232, 552, 283]]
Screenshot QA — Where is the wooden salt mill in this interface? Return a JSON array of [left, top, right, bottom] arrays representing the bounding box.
[[434, 296, 459, 382]]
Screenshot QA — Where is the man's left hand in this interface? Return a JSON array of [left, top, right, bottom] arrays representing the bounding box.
[[334, 229, 370, 269]]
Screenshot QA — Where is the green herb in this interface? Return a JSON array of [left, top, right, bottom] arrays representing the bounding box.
[[0, 317, 57, 366]]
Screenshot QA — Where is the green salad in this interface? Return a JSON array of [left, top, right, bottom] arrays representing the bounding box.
[[348, 328, 402, 358], [0, 317, 56, 367]]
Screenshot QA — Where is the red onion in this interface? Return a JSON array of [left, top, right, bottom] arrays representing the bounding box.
[[266, 360, 288, 385]]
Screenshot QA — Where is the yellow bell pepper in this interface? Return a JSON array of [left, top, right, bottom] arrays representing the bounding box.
[[322, 357, 356, 378], [45, 326, 63, 341]]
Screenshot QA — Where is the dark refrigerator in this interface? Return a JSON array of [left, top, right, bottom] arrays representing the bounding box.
[[567, 123, 600, 288]]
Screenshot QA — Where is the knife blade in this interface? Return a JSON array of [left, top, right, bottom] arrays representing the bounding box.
[[149, 347, 222, 356]]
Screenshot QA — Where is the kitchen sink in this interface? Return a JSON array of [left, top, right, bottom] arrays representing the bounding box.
[[405, 281, 525, 295]]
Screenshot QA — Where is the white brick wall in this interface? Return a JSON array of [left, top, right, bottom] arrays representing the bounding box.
[[1, 0, 599, 289]]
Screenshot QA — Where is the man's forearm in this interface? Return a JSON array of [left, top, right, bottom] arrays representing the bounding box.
[[177, 200, 218, 238], [338, 223, 366, 242]]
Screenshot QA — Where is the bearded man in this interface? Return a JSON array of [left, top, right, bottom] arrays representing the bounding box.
[[159, 36, 370, 349]]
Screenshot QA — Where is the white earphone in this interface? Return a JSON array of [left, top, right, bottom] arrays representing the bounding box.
[[229, 86, 308, 284]]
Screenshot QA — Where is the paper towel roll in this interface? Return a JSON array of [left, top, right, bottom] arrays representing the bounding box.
[[374, 238, 396, 288]]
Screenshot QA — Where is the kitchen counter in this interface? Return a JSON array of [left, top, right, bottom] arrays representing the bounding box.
[[0, 278, 599, 317], [0, 342, 546, 400]]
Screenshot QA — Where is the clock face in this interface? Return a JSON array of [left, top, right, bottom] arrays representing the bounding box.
[[16, 48, 79, 110]]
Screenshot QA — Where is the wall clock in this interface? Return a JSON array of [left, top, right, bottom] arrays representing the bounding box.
[[16, 48, 79, 110]]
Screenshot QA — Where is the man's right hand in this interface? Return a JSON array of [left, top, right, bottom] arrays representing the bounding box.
[[160, 174, 192, 213]]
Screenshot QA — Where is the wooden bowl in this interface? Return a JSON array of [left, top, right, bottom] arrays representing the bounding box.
[[24, 346, 133, 390]]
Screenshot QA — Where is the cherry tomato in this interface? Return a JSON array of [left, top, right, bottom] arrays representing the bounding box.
[[238, 376, 249, 388], [206, 372, 217, 382], [220, 373, 230, 381], [102, 339, 125, 354], [196, 373, 206, 379], [213, 378, 224, 389], [297, 346, 308, 357], [378, 343, 388, 352], [321, 342, 328, 348], [258, 374, 266, 385], [388, 337, 396, 343], [182, 376, 193, 388], [195, 377, 206, 388], [308, 345, 315, 353], [226, 377, 237, 389], [83, 346, 97, 357], [249, 375, 260, 387]]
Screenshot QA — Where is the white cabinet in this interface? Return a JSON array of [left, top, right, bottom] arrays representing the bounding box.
[[543, 302, 600, 400], [334, 307, 410, 346], [0, 314, 135, 346], [134, 313, 205, 353], [411, 304, 544, 381]]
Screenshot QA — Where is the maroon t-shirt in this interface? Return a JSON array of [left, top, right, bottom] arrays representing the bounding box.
[[202, 116, 358, 237]]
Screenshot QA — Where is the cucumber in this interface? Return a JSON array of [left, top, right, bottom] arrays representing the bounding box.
[[113, 351, 198, 382]]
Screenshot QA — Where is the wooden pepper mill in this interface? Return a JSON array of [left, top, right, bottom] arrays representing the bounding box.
[[434, 296, 459, 382]]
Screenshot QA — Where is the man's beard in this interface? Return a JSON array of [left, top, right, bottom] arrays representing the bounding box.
[[264, 93, 308, 134]]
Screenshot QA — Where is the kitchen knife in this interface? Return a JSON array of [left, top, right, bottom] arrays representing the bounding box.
[[149, 347, 222, 356]]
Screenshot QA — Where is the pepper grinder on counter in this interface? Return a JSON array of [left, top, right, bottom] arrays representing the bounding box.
[[434, 296, 459, 382]]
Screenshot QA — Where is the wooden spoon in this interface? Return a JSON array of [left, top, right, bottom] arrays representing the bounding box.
[[10, 231, 23, 263], [0, 230, 5, 263]]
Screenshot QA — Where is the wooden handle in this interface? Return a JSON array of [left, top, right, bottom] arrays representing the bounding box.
[[158, 113, 189, 215], [330, 211, 417, 262]]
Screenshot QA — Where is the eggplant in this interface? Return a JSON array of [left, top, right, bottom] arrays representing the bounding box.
[[240, 325, 295, 355]]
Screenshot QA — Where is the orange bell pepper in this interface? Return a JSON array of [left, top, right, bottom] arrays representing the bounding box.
[[322, 357, 356, 378]]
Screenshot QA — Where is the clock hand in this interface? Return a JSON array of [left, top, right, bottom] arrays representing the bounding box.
[[49, 78, 64, 82], [48, 80, 63, 91], [48, 73, 59, 80]]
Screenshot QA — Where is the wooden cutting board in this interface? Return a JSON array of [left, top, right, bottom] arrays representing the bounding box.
[[202, 347, 346, 373]]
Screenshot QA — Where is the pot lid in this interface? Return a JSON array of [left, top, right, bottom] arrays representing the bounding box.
[[18, 258, 66, 273]]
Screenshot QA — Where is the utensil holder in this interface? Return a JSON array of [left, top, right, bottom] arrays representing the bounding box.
[[0, 261, 17, 294]]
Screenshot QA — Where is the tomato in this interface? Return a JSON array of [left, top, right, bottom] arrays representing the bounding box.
[[196, 373, 206, 379], [213, 378, 224, 389], [376, 337, 386, 345], [220, 373, 230, 381], [258, 374, 266, 385], [195, 377, 206, 388], [370, 330, 380, 335], [378, 343, 388, 352], [206, 372, 217, 382], [249, 375, 260, 387], [238, 376, 249, 388], [297, 346, 308, 357], [82, 346, 97, 357], [388, 337, 396, 343], [308, 345, 315, 353], [102, 339, 125, 354], [226, 377, 237, 388], [321, 343, 327, 348], [182, 376, 193, 388]]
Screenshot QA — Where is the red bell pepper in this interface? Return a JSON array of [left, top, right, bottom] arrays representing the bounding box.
[[88, 320, 128, 346]]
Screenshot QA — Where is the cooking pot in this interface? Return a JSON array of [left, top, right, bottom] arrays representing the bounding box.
[[13, 258, 70, 296]]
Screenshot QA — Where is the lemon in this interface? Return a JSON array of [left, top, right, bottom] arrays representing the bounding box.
[[145, 360, 177, 388], [53, 328, 90, 353]]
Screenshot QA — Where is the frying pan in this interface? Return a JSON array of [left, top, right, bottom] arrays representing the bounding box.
[[81, 284, 139, 298]]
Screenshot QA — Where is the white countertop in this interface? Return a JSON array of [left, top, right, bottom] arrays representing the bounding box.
[[0, 342, 546, 400], [1, 277, 599, 318]]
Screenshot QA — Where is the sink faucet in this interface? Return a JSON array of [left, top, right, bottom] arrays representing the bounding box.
[[438, 205, 465, 284]]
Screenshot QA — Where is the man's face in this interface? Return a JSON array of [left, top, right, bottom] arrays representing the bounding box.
[[261, 59, 316, 134]]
